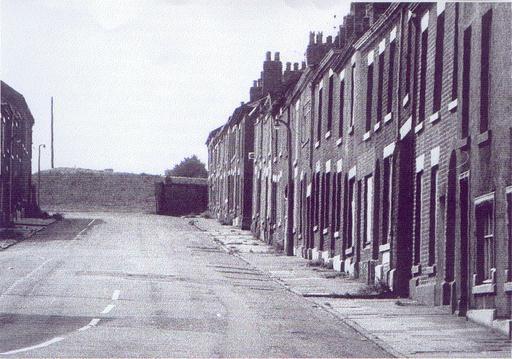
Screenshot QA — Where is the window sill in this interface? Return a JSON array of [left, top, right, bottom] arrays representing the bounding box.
[[458, 136, 470, 150], [379, 243, 390, 252], [472, 283, 496, 295], [423, 264, 436, 276], [411, 264, 422, 276], [336, 138, 343, 147], [384, 112, 392, 123], [348, 125, 354, 135], [374, 122, 381, 132], [477, 130, 491, 146], [333, 231, 340, 239], [325, 131, 331, 139], [345, 247, 353, 256], [414, 122, 424, 134], [363, 131, 371, 141], [447, 98, 458, 112], [429, 111, 440, 124], [402, 93, 409, 107], [363, 243, 372, 250], [504, 282, 512, 293], [313, 225, 319, 232], [273, 157, 277, 163], [314, 141, 320, 149], [298, 233, 302, 240], [322, 227, 329, 235]]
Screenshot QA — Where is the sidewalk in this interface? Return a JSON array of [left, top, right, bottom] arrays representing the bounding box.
[[192, 218, 512, 358], [0, 217, 56, 250]]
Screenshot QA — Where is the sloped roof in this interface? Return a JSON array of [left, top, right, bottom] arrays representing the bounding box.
[[1, 81, 35, 125]]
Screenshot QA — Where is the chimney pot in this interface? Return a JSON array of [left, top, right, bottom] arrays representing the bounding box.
[[253, 80, 257, 86], [309, 32, 315, 44], [274, 52, 280, 61], [301, 61, 306, 70], [286, 62, 291, 70], [316, 32, 323, 43], [327, 35, 333, 44], [266, 51, 271, 61]]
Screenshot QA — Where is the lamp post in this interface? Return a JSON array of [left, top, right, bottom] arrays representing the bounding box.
[[274, 108, 294, 256], [37, 144, 46, 207]]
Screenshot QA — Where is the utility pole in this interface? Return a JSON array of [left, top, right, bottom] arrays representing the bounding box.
[[38, 144, 46, 207], [51, 97, 54, 169]]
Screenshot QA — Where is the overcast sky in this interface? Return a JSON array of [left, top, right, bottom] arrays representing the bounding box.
[[1, 0, 349, 175]]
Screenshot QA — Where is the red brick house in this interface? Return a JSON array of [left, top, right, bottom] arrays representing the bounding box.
[[1, 81, 36, 226], [206, 2, 512, 333]]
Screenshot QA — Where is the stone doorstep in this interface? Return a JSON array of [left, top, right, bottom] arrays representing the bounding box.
[[467, 309, 512, 338]]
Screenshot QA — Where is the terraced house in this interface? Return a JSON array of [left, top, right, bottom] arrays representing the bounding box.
[[0, 81, 36, 226], [206, 2, 512, 333]]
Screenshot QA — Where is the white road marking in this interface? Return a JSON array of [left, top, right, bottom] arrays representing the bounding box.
[[0, 337, 64, 355], [111, 290, 120, 300], [77, 318, 101, 332], [75, 219, 96, 238], [101, 304, 115, 314], [89, 318, 100, 326], [1, 258, 53, 297]]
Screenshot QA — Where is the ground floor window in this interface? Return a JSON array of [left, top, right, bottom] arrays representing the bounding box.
[[364, 174, 373, 246], [475, 196, 495, 281], [507, 189, 512, 281]]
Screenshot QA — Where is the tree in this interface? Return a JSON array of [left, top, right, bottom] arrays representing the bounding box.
[[166, 155, 207, 178]]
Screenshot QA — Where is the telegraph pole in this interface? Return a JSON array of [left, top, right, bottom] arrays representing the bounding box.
[[51, 97, 54, 169]]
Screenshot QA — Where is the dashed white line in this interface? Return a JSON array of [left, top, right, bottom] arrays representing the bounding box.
[[77, 318, 101, 332], [1, 258, 53, 297], [0, 337, 65, 355], [111, 290, 120, 301], [101, 304, 115, 314], [75, 219, 96, 238]]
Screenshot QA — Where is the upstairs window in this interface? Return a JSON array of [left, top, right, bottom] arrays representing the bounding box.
[[376, 51, 384, 123], [418, 11, 429, 123], [327, 76, 334, 133], [387, 40, 396, 114], [317, 87, 323, 142], [451, 3, 459, 100], [366, 61, 374, 132], [432, 11, 445, 113], [339, 79, 345, 138], [480, 9, 492, 133], [461, 26, 472, 138], [350, 63, 356, 128]]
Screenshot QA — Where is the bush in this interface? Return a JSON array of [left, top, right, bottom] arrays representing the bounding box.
[[51, 213, 64, 221]]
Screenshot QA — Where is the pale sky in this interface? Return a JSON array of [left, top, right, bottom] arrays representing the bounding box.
[[1, 0, 349, 175]]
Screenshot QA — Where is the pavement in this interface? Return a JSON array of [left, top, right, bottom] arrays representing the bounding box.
[[0, 211, 391, 357], [0, 218, 56, 251], [192, 217, 512, 358]]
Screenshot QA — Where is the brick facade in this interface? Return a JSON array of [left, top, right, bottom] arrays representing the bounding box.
[[206, 2, 512, 321], [0, 81, 36, 226]]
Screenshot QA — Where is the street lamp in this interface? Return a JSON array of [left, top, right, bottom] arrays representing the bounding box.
[[273, 108, 294, 256], [37, 144, 46, 207]]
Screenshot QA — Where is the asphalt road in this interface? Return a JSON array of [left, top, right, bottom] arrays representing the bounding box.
[[0, 212, 390, 357]]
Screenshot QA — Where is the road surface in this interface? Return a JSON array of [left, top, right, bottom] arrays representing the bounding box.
[[0, 212, 389, 357]]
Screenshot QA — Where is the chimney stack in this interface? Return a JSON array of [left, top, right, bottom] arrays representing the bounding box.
[[262, 50, 283, 96]]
